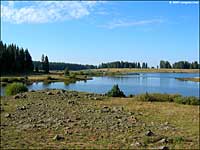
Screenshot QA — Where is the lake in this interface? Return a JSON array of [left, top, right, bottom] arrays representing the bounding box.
[[1, 73, 199, 97]]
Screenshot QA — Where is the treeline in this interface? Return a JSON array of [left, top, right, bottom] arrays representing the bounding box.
[[160, 60, 200, 69], [0, 41, 33, 74], [98, 61, 148, 69], [33, 61, 97, 71]]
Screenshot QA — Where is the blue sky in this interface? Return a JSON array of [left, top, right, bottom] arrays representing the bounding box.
[[1, 1, 199, 66]]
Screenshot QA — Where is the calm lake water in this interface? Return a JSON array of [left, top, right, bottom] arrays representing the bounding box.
[[1, 73, 199, 97]]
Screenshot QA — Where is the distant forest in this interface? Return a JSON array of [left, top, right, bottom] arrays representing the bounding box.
[[98, 61, 148, 69], [160, 60, 200, 69], [33, 61, 97, 71], [0, 41, 199, 74]]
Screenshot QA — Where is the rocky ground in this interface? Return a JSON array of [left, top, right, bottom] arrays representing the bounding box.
[[0, 89, 199, 149]]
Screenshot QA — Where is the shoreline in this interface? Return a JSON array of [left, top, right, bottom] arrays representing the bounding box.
[[175, 77, 200, 82]]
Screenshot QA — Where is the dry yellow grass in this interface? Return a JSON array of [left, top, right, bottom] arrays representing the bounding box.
[[94, 68, 199, 73], [1, 91, 199, 149], [176, 77, 200, 82]]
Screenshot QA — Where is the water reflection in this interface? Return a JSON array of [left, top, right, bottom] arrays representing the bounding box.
[[1, 73, 199, 97]]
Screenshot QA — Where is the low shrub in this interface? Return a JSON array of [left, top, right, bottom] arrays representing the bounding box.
[[70, 73, 76, 79], [135, 93, 199, 105], [106, 84, 125, 97], [174, 96, 199, 105], [5, 83, 28, 96], [1, 78, 9, 82], [46, 76, 52, 80], [8, 78, 19, 83], [64, 68, 70, 76]]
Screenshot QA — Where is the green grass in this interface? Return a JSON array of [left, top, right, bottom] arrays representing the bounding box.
[[5, 83, 28, 96], [134, 93, 199, 105]]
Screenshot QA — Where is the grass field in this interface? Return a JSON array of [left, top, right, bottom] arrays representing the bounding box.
[[0, 89, 199, 149]]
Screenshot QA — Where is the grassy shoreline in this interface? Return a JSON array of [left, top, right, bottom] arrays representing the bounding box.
[[1, 69, 199, 86], [93, 68, 199, 73], [0, 72, 91, 87], [175, 77, 200, 82], [0, 89, 199, 149]]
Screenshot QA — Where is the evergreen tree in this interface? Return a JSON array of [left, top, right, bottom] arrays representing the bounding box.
[[41, 54, 45, 70], [142, 62, 146, 68], [0, 41, 34, 74], [44, 55, 49, 73]]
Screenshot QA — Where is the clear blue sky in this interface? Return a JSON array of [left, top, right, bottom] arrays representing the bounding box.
[[1, 1, 199, 67]]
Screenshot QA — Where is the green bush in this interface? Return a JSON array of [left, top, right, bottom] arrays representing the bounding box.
[[70, 73, 76, 79], [5, 83, 28, 96], [134, 93, 199, 105], [174, 96, 199, 105], [106, 84, 125, 97], [64, 68, 69, 76], [135, 93, 181, 102], [46, 76, 52, 80], [1, 78, 9, 82], [8, 78, 19, 83]]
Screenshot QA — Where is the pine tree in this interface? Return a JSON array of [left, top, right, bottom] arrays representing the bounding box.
[[44, 56, 49, 73]]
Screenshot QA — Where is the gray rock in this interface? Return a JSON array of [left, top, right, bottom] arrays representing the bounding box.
[[4, 113, 11, 118], [157, 138, 168, 144], [0, 107, 4, 112], [101, 106, 111, 113], [56, 90, 61, 94], [46, 92, 53, 95], [53, 134, 64, 140], [21, 124, 32, 130], [145, 130, 154, 136], [20, 106, 26, 110], [13, 95, 20, 99], [20, 94, 27, 98], [133, 141, 142, 147], [158, 146, 169, 150]]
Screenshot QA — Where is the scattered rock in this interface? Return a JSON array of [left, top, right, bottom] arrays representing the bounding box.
[[145, 130, 154, 136], [131, 141, 142, 147], [0, 107, 4, 112], [157, 146, 169, 150], [46, 92, 53, 95], [13, 95, 20, 99], [53, 135, 64, 140], [19, 106, 26, 110], [21, 94, 27, 98], [157, 138, 168, 144], [56, 90, 61, 95], [112, 106, 124, 113], [101, 106, 111, 113], [127, 116, 137, 124], [21, 124, 33, 130], [164, 122, 169, 125], [68, 100, 76, 105], [4, 113, 11, 118]]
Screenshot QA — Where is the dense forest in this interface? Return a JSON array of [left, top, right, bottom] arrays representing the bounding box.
[[98, 61, 148, 69], [160, 60, 200, 69], [0, 41, 34, 74], [33, 61, 97, 71]]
